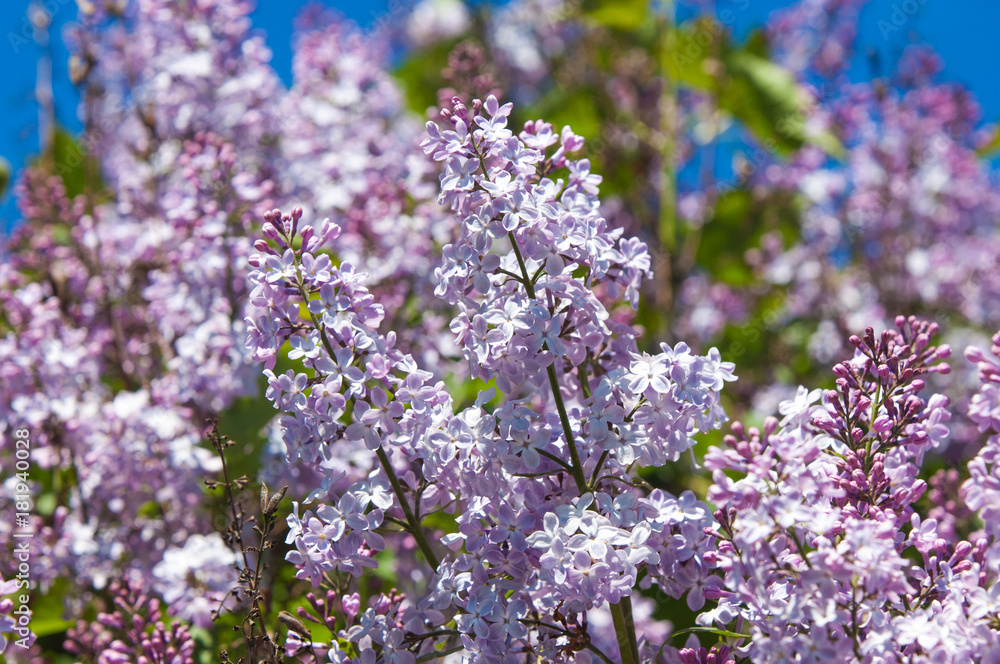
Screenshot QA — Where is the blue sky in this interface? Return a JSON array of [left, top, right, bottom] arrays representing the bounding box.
[[2, 0, 999, 229]]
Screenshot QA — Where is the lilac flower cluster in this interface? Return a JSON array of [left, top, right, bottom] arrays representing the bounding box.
[[151, 533, 238, 629], [702, 317, 1000, 662], [2, 0, 458, 624], [285, 493, 388, 584], [767, 0, 869, 78], [246, 95, 736, 664], [65, 578, 195, 664], [246, 207, 450, 472], [1, 0, 281, 612], [282, 587, 417, 664], [963, 332, 1000, 556], [758, 70, 1000, 354], [277, 11, 458, 371]]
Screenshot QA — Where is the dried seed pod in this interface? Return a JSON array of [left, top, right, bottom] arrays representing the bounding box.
[[277, 611, 309, 636], [265, 485, 288, 515]]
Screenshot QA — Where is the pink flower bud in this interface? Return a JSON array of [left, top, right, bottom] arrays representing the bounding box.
[[872, 415, 893, 433], [342, 593, 361, 621]]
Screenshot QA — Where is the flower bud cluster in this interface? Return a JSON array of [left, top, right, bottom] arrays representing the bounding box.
[[65, 578, 195, 664]]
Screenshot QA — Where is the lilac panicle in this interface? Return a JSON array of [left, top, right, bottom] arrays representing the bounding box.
[[247, 95, 738, 663], [703, 317, 1000, 662]]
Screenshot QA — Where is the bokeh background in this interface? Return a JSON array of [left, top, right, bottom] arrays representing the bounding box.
[[4, 0, 1000, 232]]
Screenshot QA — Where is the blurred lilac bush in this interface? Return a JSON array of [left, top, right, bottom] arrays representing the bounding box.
[[1, 0, 1000, 662]]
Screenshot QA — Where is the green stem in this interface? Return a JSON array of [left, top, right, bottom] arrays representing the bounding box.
[[416, 646, 464, 663], [508, 231, 590, 495], [375, 446, 440, 570], [610, 597, 640, 664], [590, 449, 610, 486]]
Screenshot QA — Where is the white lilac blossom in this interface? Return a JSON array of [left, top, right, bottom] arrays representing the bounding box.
[[152, 533, 239, 628]]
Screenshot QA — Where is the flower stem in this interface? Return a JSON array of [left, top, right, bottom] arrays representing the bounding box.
[[375, 445, 440, 570], [507, 229, 638, 660], [508, 231, 590, 495], [610, 597, 640, 664]]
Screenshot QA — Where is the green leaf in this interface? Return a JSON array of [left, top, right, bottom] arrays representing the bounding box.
[[189, 626, 216, 664], [695, 189, 755, 286], [393, 39, 460, 115], [215, 382, 275, 480], [670, 625, 750, 641], [36, 492, 56, 516], [25, 578, 75, 637], [0, 156, 10, 199], [663, 18, 727, 90], [976, 125, 1000, 158], [49, 127, 103, 198], [583, 0, 650, 30], [719, 51, 844, 158], [523, 86, 603, 144], [667, 26, 844, 158], [741, 28, 769, 58], [373, 546, 398, 582]]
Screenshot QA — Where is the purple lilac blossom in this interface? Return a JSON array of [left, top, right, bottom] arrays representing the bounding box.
[[245, 95, 736, 662]]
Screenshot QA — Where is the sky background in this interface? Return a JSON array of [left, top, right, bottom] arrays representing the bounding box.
[[2, 0, 999, 230]]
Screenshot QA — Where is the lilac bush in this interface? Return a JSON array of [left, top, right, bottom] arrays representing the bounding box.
[[4, 0, 1000, 663]]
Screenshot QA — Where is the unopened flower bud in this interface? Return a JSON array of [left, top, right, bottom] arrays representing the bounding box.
[[872, 415, 893, 433], [342, 593, 361, 621], [952, 541, 973, 560], [965, 346, 985, 363], [953, 560, 973, 573]]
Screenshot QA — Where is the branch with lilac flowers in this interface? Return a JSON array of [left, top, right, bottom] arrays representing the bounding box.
[[244, 94, 737, 664]]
